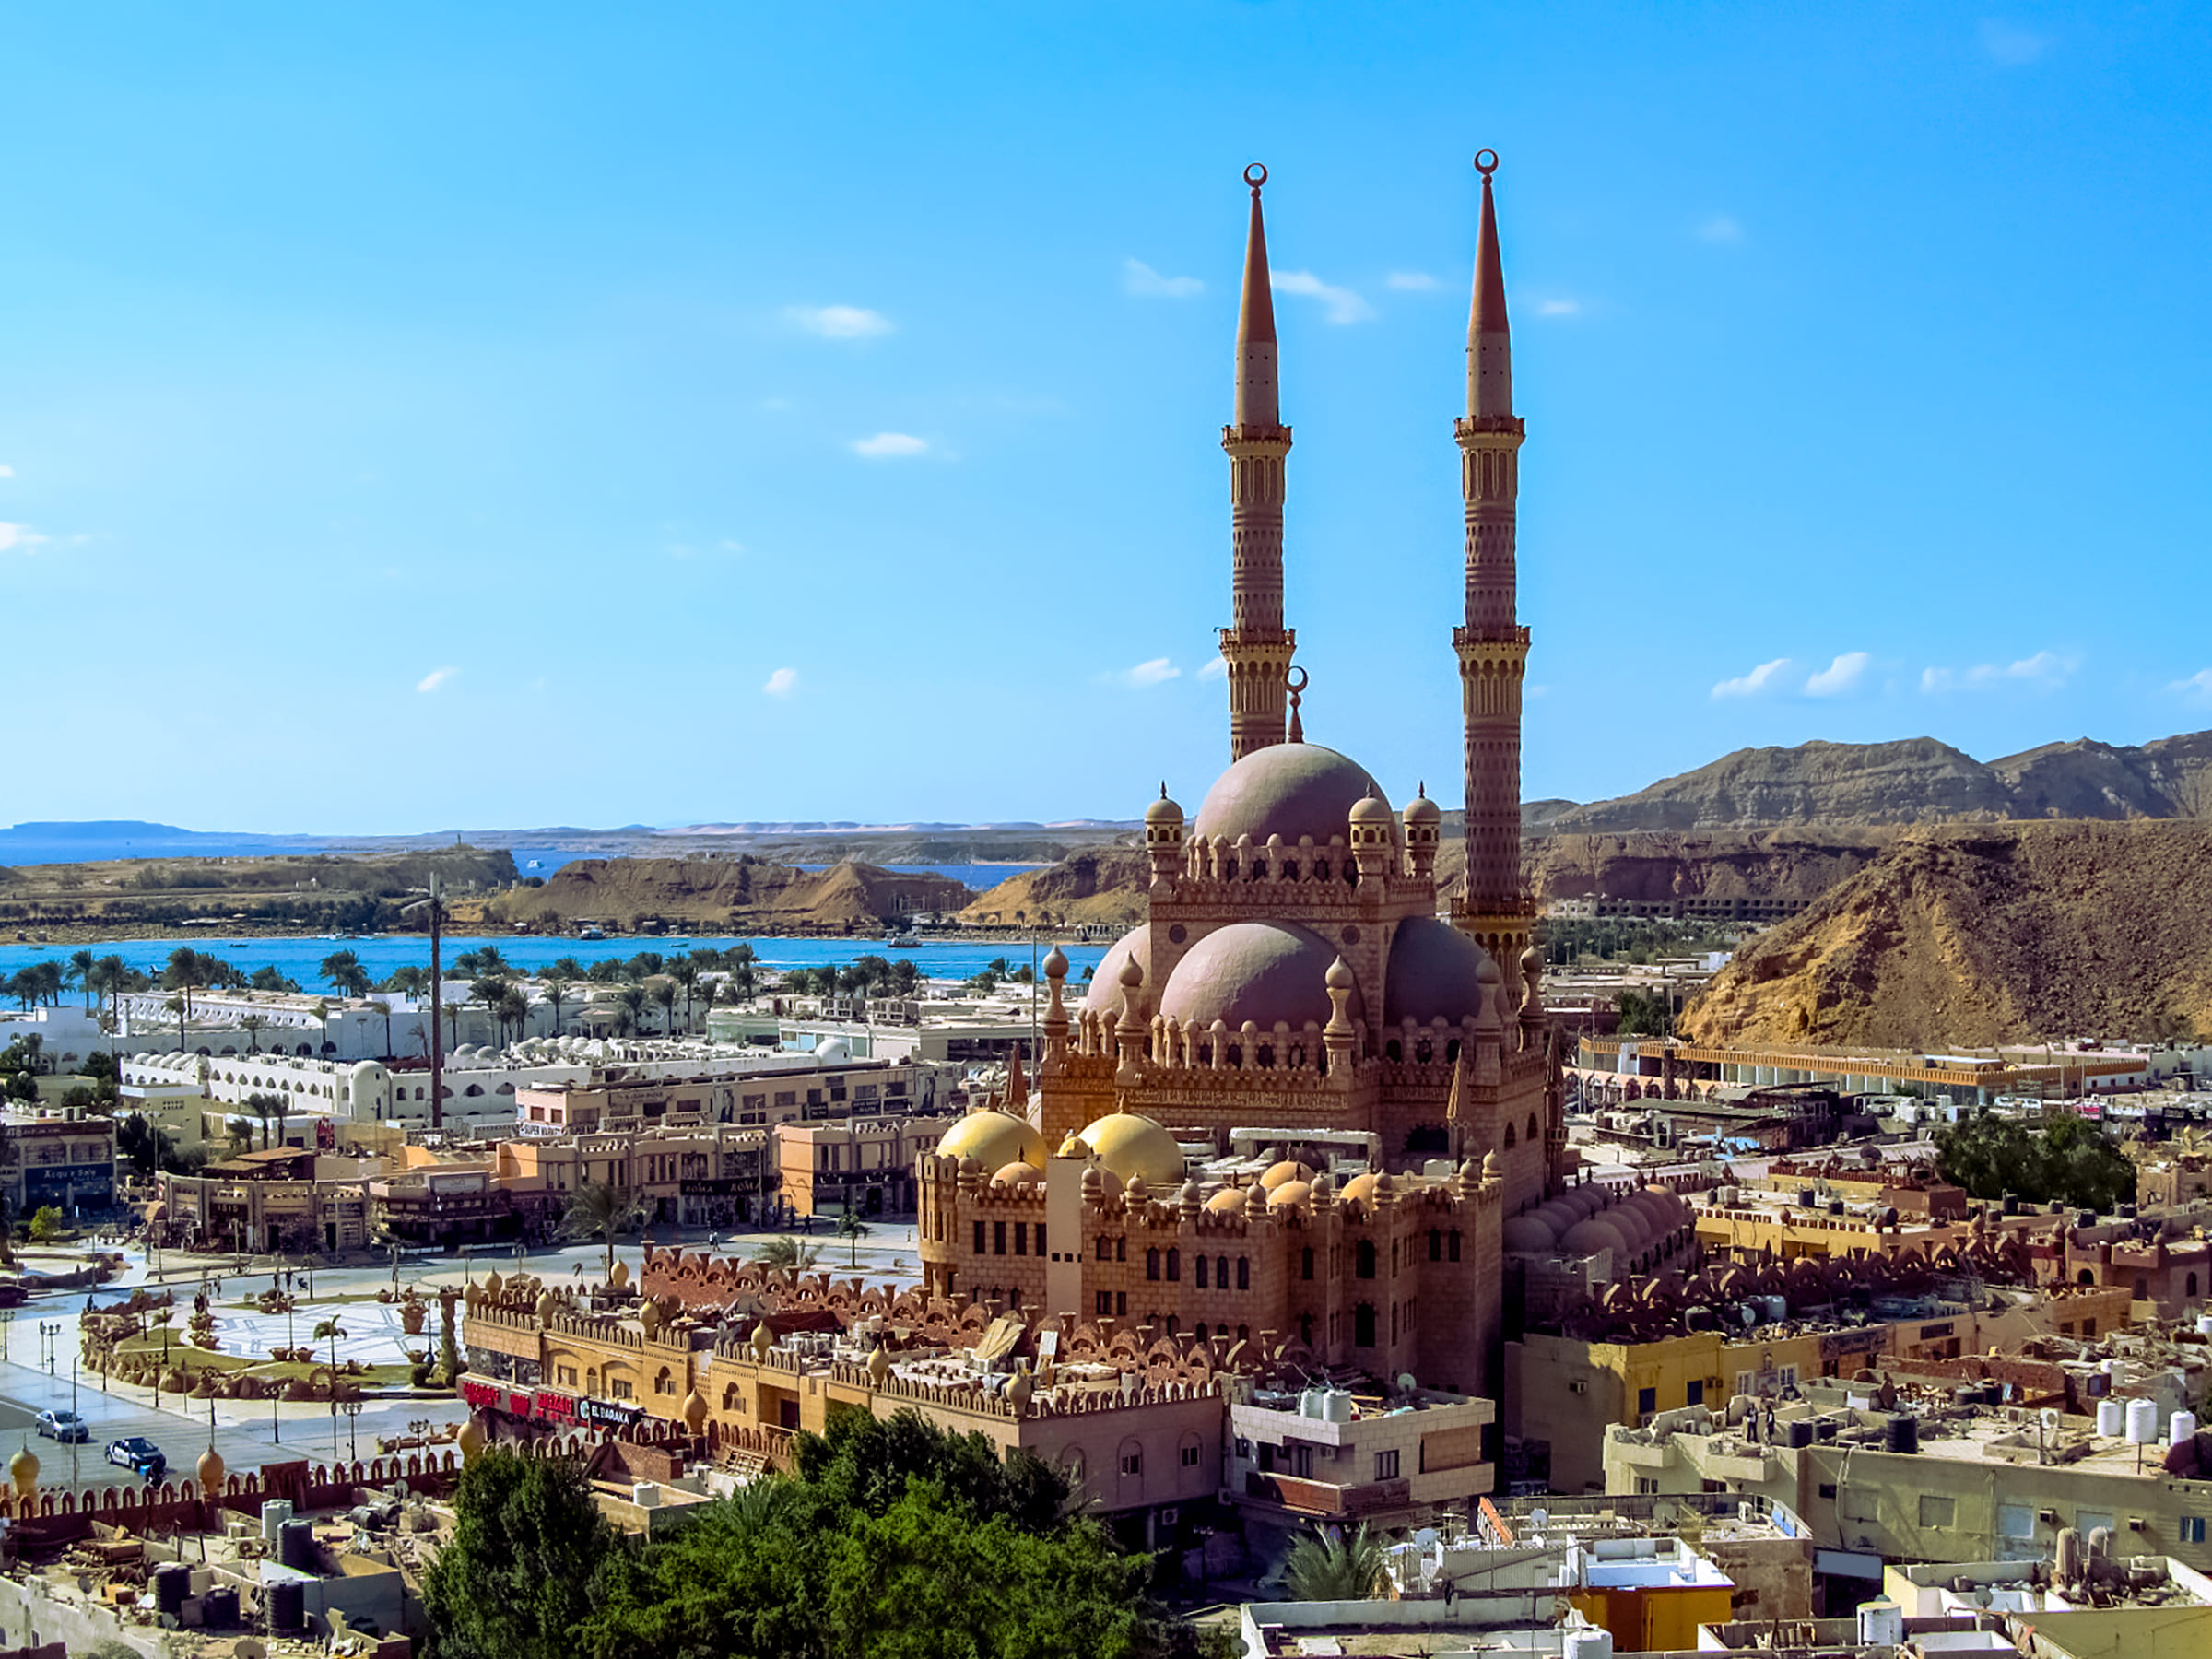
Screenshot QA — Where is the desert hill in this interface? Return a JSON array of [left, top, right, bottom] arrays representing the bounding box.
[[488, 856, 971, 934], [958, 849, 1154, 929], [1546, 731, 2212, 833], [1680, 819, 2212, 1049]]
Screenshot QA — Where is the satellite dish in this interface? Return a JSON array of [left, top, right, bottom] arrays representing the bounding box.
[[2041, 1408, 2062, 1434], [1396, 1372, 1418, 1392], [1527, 1508, 1550, 1533]]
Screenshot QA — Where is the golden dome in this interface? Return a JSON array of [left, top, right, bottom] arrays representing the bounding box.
[[938, 1111, 1046, 1171], [1268, 1180, 1313, 1209], [993, 1161, 1044, 1186], [682, 1390, 709, 1432], [1260, 1159, 1313, 1192], [8, 1447, 37, 1496], [1206, 1186, 1250, 1214], [1338, 1172, 1379, 1205], [1078, 1112, 1185, 1189], [197, 1448, 227, 1491], [456, 1418, 486, 1463]]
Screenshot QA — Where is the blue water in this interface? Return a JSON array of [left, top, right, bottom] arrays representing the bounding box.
[[0, 935, 1110, 994]]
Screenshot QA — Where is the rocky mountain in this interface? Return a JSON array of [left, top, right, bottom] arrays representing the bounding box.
[[1541, 731, 2212, 833], [489, 857, 971, 933], [1680, 820, 2212, 1049], [959, 849, 1154, 930], [1521, 828, 1895, 911]]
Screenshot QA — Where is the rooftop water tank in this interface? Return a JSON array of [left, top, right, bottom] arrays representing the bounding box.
[[1859, 1599, 1905, 1647], [2126, 1398, 2159, 1445], [2174, 1411, 2198, 1447], [1320, 1389, 1353, 1424], [2098, 1398, 2125, 1438], [268, 1579, 306, 1633], [260, 1498, 294, 1545], [1564, 1628, 1615, 1659], [1884, 1415, 1919, 1454]]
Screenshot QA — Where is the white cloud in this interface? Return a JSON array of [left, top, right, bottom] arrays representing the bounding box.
[[1980, 18, 2053, 65], [1698, 215, 1745, 244], [1272, 269, 1375, 325], [1535, 298, 1583, 319], [762, 667, 799, 698], [1123, 259, 1204, 300], [0, 464, 14, 478], [1197, 657, 1228, 681], [1386, 271, 1440, 291], [1712, 657, 1792, 700], [2171, 669, 2212, 703], [0, 522, 50, 554], [786, 304, 893, 340], [1806, 650, 1872, 697], [1920, 650, 2075, 693], [1106, 657, 1181, 689], [850, 432, 929, 459], [416, 666, 457, 694]]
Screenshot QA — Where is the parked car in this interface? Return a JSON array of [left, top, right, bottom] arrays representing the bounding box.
[[104, 1436, 164, 1478], [34, 1410, 88, 1443]]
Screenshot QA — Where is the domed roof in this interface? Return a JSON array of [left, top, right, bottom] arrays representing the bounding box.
[[1193, 742, 1389, 847], [1559, 1186, 1605, 1218], [1260, 1159, 1314, 1191], [993, 1161, 1043, 1186], [1561, 1217, 1630, 1256], [1502, 1214, 1558, 1253], [1146, 790, 1185, 824], [1268, 1180, 1313, 1209], [1349, 793, 1394, 824], [1160, 921, 1358, 1033], [1404, 790, 1442, 825], [1206, 1186, 1251, 1214], [1338, 1172, 1379, 1206], [1078, 1112, 1184, 1189], [1604, 1203, 1653, 1252], [938, 1111, 1045, 1171], [1084, 927, 1151, 1015], [1383, 918, 1500, 1029]]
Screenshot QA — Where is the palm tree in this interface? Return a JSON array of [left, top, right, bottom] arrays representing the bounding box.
[[668, 956, 700, 1033], [241, 1013, 266, 1055], [752, 1235, 822, 1273], [381, 965, 428, 996], [320, 949, 371, 1000], [162, 994, 189, 1053], [542, 976, 575, 1037], [613, 983, 647, 1037], [67, 950, 95, 1010], [470, 977, 510, 1042], [547, 956, 587, 983], [649, 979, 679, 1036], [312, 1316, 347, 1414], [561, 1182, 644, 1276], [496, 984, 528, 1046], [834, 1208, 869, 1267], [311, 999, 333, 1057], [245, 1092, 282, 1150], [1284, 1524, 1386, 1601]]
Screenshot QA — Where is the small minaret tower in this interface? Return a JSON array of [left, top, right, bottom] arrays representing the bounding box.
[[1218, 162, 1297, 761], [1451, 150, 1534, 994]]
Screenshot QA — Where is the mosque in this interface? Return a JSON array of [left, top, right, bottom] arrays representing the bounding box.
[[917, 159, 1689, 1400]]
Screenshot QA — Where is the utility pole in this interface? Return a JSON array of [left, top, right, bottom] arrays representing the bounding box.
[[429, 873, 445, 1132]]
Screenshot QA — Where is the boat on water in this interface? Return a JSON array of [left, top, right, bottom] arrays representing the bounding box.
[[576, 924, 606, 941], [884, 928, 920, 948]]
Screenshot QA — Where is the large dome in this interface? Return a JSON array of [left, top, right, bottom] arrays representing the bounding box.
[[1083, 927, 1152, 1015], [1160, 921, 1358, 1034], [1382, 918, 1499, 1029], [1078, 1113, 1186, 1189], [1194, 743, 1390, 848], [937, 1111, 1045, 1171]]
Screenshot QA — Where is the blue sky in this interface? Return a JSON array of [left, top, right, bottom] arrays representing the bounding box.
[[2, 3, 2207, 833]]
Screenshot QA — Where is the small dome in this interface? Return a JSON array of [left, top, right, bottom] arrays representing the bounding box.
[[8, 1448, 38, 1491], [1268, 1180, 1313, 1209], [1194, 742, 1390, 847], [1180, 1177, 1205, 1207], [1146, 791, 1185, 825], [939, 1111, 1046, 1171], [993, 1161, 1044, 1186], [1338, 1172, 1379, 1206], [1349, 794, 1394, 824], [1326, 956, 1356, 992], [683, 1389, 710, 1431], [1079, 1112, 1184, 1189], [1057, 1132, 1091, 1159], [1160, 920, 1357, 1033], [1404, 791, 1442, 825], [197, 1448, 226, 1491], [1042, 945, 1068, 979], [1383, 918, 1499, 1030], [814, 1035, 853, 1062], [1206, 1186, 1251, 1214], [1261, 1159, 1314, 1191], [1502, 1214, 1558, 1253], [1083, 928, 1152, 1015]]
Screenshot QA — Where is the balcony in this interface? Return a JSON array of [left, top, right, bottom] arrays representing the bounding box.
[[1242, 1471, 1414, 1518], [1610, 1436, 1679, 1471]]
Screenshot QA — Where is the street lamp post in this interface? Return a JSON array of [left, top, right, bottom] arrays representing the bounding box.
[[0, 1312, 12, 1361], [342, 1396, 363, 1463], [39, 1320, 61, 1375]]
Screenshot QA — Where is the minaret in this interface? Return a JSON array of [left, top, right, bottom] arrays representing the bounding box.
[[1218, 162, 1297, 761], [1451, 150, 1533, 992]]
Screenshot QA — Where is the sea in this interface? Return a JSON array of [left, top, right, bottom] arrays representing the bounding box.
[[0, 935, 1109, 993]]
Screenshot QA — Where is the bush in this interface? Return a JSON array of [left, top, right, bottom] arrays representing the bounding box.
[[28, 1206, 64, 1242]]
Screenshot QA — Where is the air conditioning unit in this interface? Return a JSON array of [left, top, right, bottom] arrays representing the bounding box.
[[2039, 1509, 2058, 1524], [1569, 1381, 1589, 1395], [1158, 1507, 1180, 1526], [2129, 1517, 2147, 1532]]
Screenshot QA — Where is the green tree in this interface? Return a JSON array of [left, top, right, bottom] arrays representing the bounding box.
[[27, 1206, 64, 1242], [752, 1235, 823, 1274], [244, 1091, 284, 1150], [835, 1208, 869, 1267], [668, 955, 700, 1031], [320, 948, 371, 999], [497, 983, 530, 1045], [650, 978, 679, 1035], [1614, 987, 1674, 1038], [419, 1449, 614, 1659], [1935, 1108, 2136, 1211], [1283, 1523, 1386, 1601], [613, 982, 647, 1037], [67, 949, 96, 1010], [560, 1182, 645, 1276], [542, 975, 576, 1037], [249, 965, 302, 994], [240, 1013, 266, 1054]]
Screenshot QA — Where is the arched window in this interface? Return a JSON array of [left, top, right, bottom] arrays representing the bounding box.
[[1216, 1254, 1228, 1288], [1237, 1323, 1250, 1343], [1195, 1255, 1209, 1288], [1415, 1039, 1432, 1064], [1237, 1256, 1250, 1290], [1165, 1249, 1180, 1282], [1504, 1123, 1517, 1148], [1300, 1312, 1314, 1346], [1449, 1229, 1462, 1262], [1429, 1229, 1441, 1262], [2192, 1272, 2201, 1298], [1301, 1246, 1314, 1281], [1527, 1112, 1540, 1141], [1116, 1237, 1126, 1262], [1385, 1040, 1402, 1062], [1356, 1240, 1376, 1279], [721, 1382, 742, 1412], [1195, 1322, 1209, 1344], [1146, 1248, 1160, 1281], [2078, 1268, 2096, 1286], [1354, 1303, 1377, 1346]]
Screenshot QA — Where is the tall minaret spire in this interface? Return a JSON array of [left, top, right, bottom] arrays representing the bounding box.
[[1219, 162, 1296, 761], [1451, 150, 1534, 996]]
